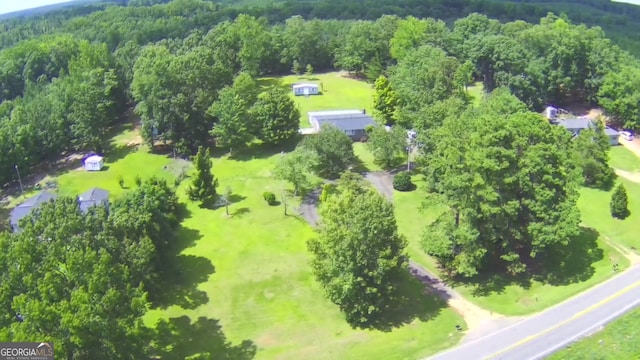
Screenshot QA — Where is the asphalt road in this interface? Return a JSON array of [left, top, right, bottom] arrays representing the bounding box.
[[429, 264, 640, 360]]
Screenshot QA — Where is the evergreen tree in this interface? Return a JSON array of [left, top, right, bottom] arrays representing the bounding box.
[[305, 64, 314, 77], [373, 75, 398, 126], [187, 146, 218, 206], [610, 183, 630, 219]]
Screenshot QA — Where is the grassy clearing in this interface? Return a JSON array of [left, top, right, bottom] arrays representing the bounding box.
[[355, 145, 633, 316], [609, 145, 640, 171], [144, 149, 466, 360], [258, 72, 375, 128], [549, 306, 640, 359], [466, 82, 484, 107]]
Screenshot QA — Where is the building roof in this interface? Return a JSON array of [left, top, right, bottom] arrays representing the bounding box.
[[292, 83, 319, 89], [10, 191, 57, 226], [313, 113, 376, 131], [308, 109, 363, 117], [556, 118, 619, 136], [556, 118, 592, 130], [604, 127, 619, 136], [78, 187, 109, 213]]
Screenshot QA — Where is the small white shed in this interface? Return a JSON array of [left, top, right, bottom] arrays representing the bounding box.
[[84, 155, 104, 171], [292, 83, 320, 96]]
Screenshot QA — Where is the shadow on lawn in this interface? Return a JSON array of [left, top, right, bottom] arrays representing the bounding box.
[[256, 77, 295, 93], [230, 140, 299, 162], [451, 227, 603, 297], [151, 315, 257, 360], [151, 206, 215, 310], [366, 272, 448, 332]]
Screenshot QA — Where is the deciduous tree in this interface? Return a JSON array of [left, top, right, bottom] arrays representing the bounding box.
[[367, 125, 407, 169], [372, 75, 398, 126], [572, 119, 615, 189], [422, 90, 581, 277], [209, 86, 254, 152], [299, 124, 356, 178], [253, 86, 300, 146], [308, 173, 408, 329], [273, 148, 318, 195]]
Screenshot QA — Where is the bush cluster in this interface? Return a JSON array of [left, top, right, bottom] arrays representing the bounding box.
[[263, 191, 276, 205], [392, 171, 413, 191]]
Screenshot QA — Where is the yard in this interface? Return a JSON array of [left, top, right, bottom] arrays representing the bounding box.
[[353, 143, 639, 316], [143, 149, 466, 360], [0, 125, 466, 358], [258, 72, 375, 128]]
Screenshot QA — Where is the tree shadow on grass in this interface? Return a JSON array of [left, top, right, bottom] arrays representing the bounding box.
[[366, 272, 448, 332], [256, 77, 292, 93], [151, 224, 215, 310], [533, 227, 603, 285], [230, 140, 299, 162], [104, 143, 137, 163], [448, 227, 603, 297], [151, 315, 257, 360]]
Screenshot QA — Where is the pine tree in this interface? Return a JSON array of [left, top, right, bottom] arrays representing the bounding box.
[[610, 183, 630, 219], [187, 146, 218, 206], [305, 64, 314, 77]]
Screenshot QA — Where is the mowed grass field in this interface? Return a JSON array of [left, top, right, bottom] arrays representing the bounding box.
[[353, 142, 639, 316], [549, 306, 640, 359], [258, 72, 375, 128], [0, 74, 467, 360]]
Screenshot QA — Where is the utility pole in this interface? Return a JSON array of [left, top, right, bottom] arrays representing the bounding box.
[[15, 165, 24, 195]]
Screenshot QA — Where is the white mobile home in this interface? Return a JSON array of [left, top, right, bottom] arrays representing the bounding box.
[[292, 83, 320, 96], [84, 155, 104, 171]]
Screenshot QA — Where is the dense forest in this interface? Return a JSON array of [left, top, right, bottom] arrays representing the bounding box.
[[1, 0, 640, 186], [1, 0, 640, 355]]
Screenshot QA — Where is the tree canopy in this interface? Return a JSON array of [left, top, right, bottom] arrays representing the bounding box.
[[308, 172, 408, 329], [422, 90, 582, 277]]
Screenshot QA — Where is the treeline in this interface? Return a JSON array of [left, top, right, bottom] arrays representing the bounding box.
[[3, 8, 640, 185], [4, 0, 640, 56]]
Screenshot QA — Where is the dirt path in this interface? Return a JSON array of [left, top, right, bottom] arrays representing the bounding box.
[[614, 169, 640, 184], [298, 171, 513, 334], [620, 137, 640, 159], [361, 171, 510, 333]]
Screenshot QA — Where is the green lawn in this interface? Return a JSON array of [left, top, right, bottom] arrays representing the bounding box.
[[549, 307, 640, 359], [144, 149, 466, 360], [466, 82, 484, 107], [355, 145, 635, 316], [258, 72, 375, 128], [609, 145, 640, 171]]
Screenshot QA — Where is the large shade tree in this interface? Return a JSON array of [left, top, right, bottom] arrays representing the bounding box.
[[422, 89, 581, 276], [308, 173, 408, 329]]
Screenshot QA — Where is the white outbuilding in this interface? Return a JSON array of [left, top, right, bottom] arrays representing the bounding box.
[[292, 83, 320, 96], [84, 155, 104, 171]]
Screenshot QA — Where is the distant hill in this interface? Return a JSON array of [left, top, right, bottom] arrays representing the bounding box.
[[0, 0, 115, 20]]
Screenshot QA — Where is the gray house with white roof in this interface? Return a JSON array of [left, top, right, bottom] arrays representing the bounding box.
[[554, 118, 619, 146], [308, 109, 376, 140]]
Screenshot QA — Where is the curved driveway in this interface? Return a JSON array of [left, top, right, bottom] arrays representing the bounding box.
[[429, 265, 640, 360]]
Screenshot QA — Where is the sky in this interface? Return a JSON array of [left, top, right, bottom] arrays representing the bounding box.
[[0, 0, 74, 15]]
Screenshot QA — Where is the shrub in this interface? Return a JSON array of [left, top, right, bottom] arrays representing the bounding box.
[[610, 183, 630, 219], [393, 171, 413, 191], [263, 191, 276, 205], [134, 175, 142, 187], [117, 175, 125, 188], [320, 183, 336, 202]]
